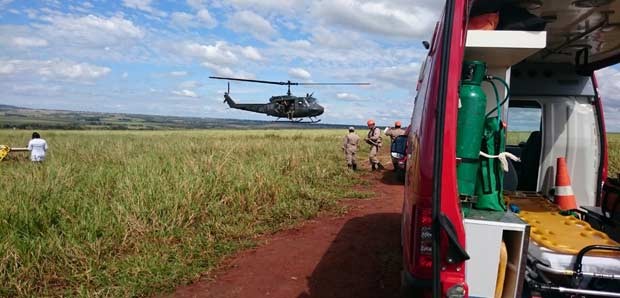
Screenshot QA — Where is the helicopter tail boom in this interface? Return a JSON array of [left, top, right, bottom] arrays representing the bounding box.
[[223, 93, 237, 107]]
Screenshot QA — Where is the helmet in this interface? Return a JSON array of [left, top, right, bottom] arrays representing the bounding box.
[[348, 126, 355, 131], [394, 121, 402, 128], [367, 119, 375, 126]]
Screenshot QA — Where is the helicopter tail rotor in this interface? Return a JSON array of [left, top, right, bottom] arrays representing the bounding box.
[[223, 82, 230, 103]]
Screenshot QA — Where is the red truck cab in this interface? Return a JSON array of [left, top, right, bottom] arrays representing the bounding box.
[[401, 1, 620, 297]]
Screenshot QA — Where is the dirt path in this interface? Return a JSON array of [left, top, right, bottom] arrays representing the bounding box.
[[169, 165, 404, 298]]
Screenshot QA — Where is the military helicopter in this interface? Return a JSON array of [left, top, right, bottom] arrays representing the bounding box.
[[209, 76, 369, 123]]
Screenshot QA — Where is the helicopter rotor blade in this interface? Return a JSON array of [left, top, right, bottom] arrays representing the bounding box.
[[296, 82, 370, 86], [210, 76, 370, 87], [210, 76, 294, 86]]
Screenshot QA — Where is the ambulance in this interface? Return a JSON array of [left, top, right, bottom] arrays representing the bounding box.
[[401, 0, 620, 297]]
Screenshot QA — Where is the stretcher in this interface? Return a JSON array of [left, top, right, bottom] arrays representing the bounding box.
[[506, 192, 620, 297]]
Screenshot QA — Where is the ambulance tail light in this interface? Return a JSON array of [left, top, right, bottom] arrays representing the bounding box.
[[413, 205, 433, 277]]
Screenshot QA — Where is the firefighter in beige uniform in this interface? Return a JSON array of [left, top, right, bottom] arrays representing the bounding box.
[[385, 121, 406, 142], [342, 126, 360, 170], [365, 119, 384, 171]]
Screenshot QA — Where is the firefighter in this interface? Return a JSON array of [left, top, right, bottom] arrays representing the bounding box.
[[365, 119, 384, 171], [342, 126, 360, 170], [385, 121, 406, 142]]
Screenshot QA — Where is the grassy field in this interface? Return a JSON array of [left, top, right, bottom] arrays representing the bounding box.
[[0, 130, 371, 297], [2, 129, 620, 297]]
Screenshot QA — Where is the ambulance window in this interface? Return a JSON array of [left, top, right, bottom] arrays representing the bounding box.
[[506, 103, 542, 146]]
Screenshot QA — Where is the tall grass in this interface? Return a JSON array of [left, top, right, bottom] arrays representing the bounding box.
[[0, 130, 369, 297], [606, 133, 620, 175]]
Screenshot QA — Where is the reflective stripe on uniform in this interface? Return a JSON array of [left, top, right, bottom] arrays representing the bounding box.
[[555, 185, 574, 196]]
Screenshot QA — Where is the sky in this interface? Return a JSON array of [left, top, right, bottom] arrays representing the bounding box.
[[1, 0, 620, 130]]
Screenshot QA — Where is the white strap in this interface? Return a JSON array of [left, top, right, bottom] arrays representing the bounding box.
[[479, 151, 521, 172]]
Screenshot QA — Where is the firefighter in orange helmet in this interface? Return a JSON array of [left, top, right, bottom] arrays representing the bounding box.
[[365, 119, 384, 171], [385, 120, 406, 142]]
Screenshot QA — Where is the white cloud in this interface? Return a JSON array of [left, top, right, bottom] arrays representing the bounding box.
[[0, 59, 111, 81], [38, 60, 111, 80], [11, 36, 48, 47], [227, 10, 277, 40], [171, 10, 217, 29], [312, 0, 440, 39], [197, 9, 217, 28], [0, 63, 16, 75], [172, 89, 198, 97], [170, 71, 188, 76], [201, 62, 253, 78], [225, 0, 305, 14], [123, 0, 167, 17], [37, 14, 144, 47], [179, 80, 202, 89], [336, 92, 361, 101], [240, 46, 262, 61], [373, 62, 421, 88], [203, 63, 234, 77], [180, 41, 237, 65], [288, 67, 311, 80], [122, 72, 129, 78], [311, 26, 368, 49], [171, 12, 195, 28], [0, 0, 13, 9], [10, 83, 62, 94], [187, 0, 205, 10]]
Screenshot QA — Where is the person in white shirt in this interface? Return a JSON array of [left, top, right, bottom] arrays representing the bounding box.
[[27, 132, 48, 162]]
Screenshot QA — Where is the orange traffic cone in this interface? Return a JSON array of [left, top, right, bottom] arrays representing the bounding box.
[[554, 157, 578, 211]]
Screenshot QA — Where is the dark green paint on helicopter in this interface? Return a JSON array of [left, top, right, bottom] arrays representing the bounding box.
[[210, 76, 369, 123]]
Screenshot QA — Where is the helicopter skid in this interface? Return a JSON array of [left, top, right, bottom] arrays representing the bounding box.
[[273, 117, 322, 123]]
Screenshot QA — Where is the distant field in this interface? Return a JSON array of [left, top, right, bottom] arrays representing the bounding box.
[[0, 105, 353, 130], [0, 130, 370, 297], [508, 131, 620, 174], [607, 133, 620, 175]]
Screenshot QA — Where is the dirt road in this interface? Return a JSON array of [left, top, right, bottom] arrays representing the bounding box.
[[170, 168, 404, 298]]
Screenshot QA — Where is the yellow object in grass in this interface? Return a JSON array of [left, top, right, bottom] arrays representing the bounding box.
[[0, 145, 9, 162]]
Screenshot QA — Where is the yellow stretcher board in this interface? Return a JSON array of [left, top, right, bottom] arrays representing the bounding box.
[[506, 192, 620, 256]]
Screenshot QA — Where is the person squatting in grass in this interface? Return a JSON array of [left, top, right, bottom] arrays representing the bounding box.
[[342, 126, 360, 171], [365, 119, 384, 171], [28, 132, 48, 162]]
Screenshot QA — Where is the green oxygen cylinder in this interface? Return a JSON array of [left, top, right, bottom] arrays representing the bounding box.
[[457, 61, 487, 196]]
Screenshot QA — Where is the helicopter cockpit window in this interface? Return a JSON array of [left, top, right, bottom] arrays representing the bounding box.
[[306, 97, 316, 103]]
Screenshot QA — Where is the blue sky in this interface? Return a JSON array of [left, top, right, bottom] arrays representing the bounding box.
[[1, 0, 620, 130]]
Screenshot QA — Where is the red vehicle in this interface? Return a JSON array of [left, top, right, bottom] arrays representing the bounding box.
[[401, 1, 620, 297]]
